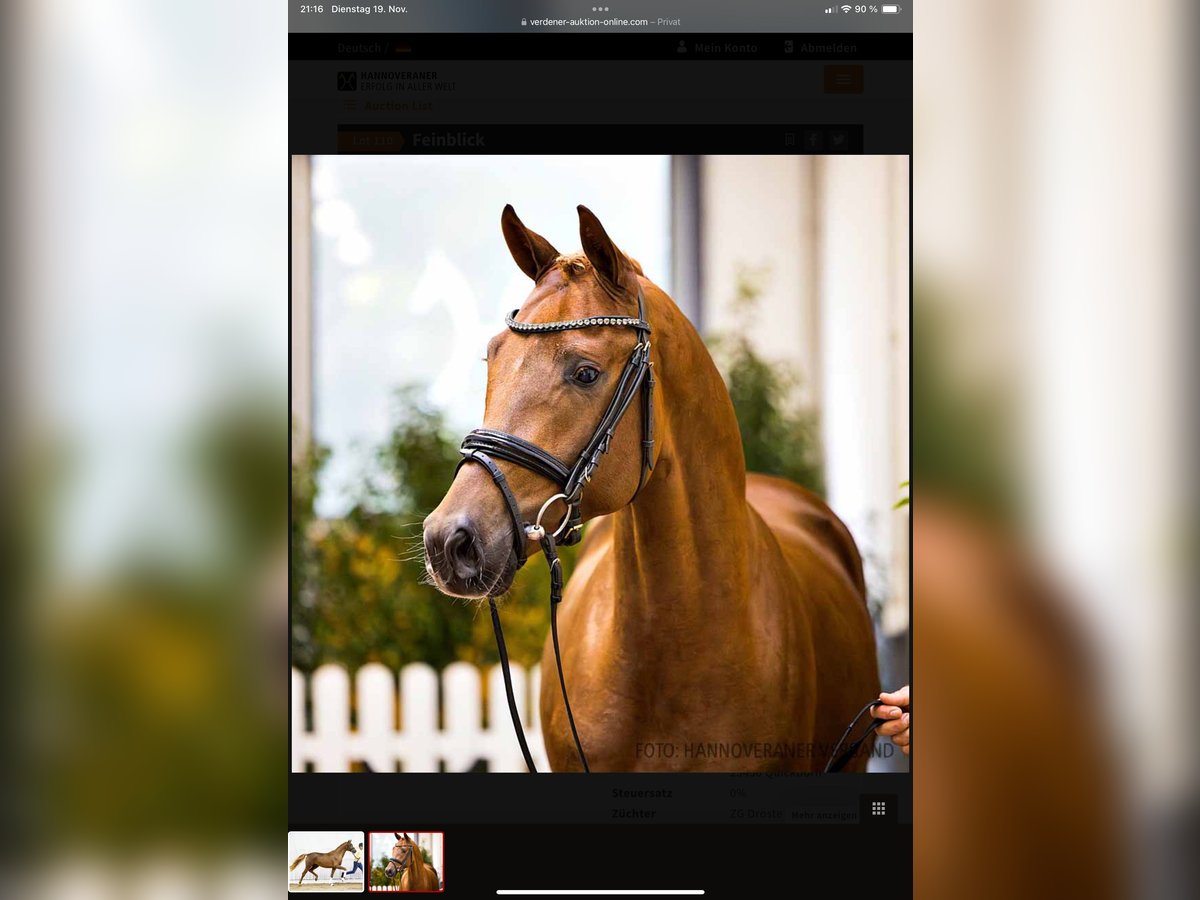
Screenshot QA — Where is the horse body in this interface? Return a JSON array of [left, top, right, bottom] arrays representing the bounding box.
[[401, 862, 440, 892], [289, 840, 355, 885], [540, 279, 878, 771], [423, 204, 879, 773]]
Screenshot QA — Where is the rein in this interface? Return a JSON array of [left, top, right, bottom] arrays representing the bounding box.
[[454, 285, 655, 773], [822, 699, 885, 773]]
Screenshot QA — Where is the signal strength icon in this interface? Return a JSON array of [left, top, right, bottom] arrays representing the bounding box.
[[824, 5, 833, 11], [841, 4, 853, 11]]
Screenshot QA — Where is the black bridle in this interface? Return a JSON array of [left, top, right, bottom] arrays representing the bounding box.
[[383, 855, 408, 874], [383, 844, 412, 880], [454, 285, 655, 773]]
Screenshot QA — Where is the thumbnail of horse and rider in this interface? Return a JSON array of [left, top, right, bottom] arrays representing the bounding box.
[[288, 831, 366, 892]]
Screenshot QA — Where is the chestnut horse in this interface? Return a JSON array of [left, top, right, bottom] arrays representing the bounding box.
[[423, 205, 879, 771], [383, 833, 440, 891], [289, 839, 355, 885]]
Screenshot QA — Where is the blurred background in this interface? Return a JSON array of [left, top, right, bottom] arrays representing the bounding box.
[[912, 1, 1193, 897], [2, 0, 1194, 897], [5, 1, 286, 898], [289, 154, 911, 773]]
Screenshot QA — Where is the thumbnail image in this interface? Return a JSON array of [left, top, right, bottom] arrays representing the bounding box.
[[290, 155, 911, 773], [368, 832, 444, 892], [288, 831, 366, 892]]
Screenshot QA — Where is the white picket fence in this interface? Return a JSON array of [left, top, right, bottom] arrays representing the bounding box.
[[291, 662, 550, 772], [371, 884, 446, 892]]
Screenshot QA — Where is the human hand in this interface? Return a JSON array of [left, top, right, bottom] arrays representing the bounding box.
[[876, 685, 910, 755]]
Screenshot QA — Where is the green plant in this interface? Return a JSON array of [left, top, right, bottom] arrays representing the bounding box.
[[912, 287, 1019, 522], [290, 425, 329, 672], [291, 387, 569, 673], [708, 265, 825, 494], [370, 859, 394, 887]]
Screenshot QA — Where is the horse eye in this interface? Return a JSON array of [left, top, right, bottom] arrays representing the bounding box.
[[573, 365, 600, 385]]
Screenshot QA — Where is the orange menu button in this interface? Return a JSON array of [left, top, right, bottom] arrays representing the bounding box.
[[336, 129, 407, 153], [823, 65, 864, 94]]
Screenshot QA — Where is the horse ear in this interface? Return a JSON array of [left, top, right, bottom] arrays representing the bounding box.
[[501, 205, 559, 281], [395, 833, 403, 840], [578, 205, 636, 297]]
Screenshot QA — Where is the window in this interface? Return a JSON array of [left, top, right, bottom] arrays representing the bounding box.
[[308, 155, 671, 516]]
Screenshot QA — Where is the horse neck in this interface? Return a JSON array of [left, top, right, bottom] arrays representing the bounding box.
[[407, 853, 430, 884], [609, 289, 752, 633]]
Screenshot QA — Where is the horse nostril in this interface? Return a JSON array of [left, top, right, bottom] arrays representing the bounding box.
[[444, 525, 482, 581]]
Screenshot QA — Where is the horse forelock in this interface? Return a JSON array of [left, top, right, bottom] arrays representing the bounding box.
[[554, 253, 590, 275], [550, 252, 642, 276]]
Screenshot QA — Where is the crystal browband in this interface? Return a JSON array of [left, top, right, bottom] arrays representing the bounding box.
[[504, 312, 651, 333]]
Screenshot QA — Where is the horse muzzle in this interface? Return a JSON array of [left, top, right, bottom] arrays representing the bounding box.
[[422, 509, 520, 599]]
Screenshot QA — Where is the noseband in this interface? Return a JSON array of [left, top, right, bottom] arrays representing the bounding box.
[[383, 855, 408, 871], [453, 285, 655, 773]]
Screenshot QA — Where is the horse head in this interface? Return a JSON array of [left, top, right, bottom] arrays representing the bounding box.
[[383, 832, 416, 880], [424, 204, 659, 598]]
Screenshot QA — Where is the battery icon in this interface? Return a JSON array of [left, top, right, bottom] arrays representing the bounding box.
[[881, 4, 900, 11]]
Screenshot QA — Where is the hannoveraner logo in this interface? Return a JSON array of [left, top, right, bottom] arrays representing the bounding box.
[[337, 71, 358, 91]]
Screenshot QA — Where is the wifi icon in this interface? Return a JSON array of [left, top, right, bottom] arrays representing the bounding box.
[[841, 4, 853, 11]]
